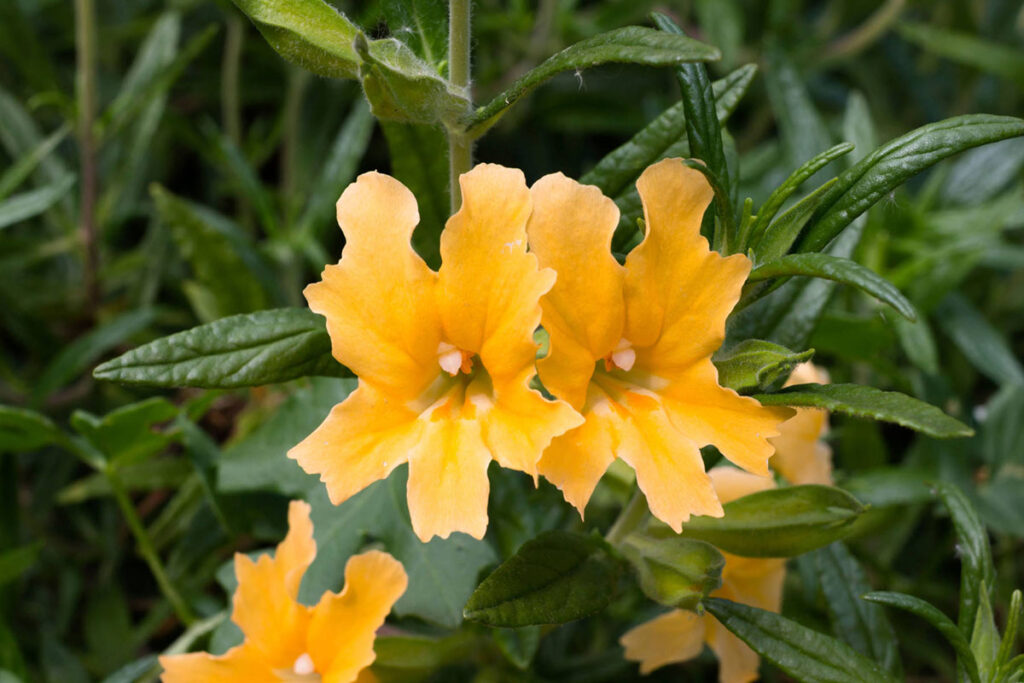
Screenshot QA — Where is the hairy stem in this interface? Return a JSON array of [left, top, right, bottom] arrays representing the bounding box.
[[448, 0, 473, 212], [74, 0, 100, 315], [605, 490, 649, 547]]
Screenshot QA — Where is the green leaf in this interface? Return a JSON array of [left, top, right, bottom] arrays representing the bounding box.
[[580, 63, 756, 199], [0, 543, 41, 586], [755, 384, 973, 439], [705, 598, 899, 683], [713, 339, 814, 393], [971, 582, 1000, 682], [748, 144, 854, 257], [651, 13, 729, 211], [891, 314, 940, 375], [380, 121, 448, 267], [466, 27, 720, 136], [661, 485, 863, 557], [982, 383, 1024, 469], [898, 22, 1024, 87], [748, 253, 916, 320], [799, 115, 1024, 253], [933, 482, 995, 639], [152, 185, 273, 320], [935, 293, 1024, 385], [0, 175, 75, 230], [463, 531, 620, 627], [377, 0, 448, 70], [218, 377, 353, 495], [56, 459, 192, 504], [620, 532, 724, 609], [93, 308, 348, 389], [749, 177, 841, 266], [0, 406, 63, 454], [863, 591, 981, 683], [814, 543, 901, 677], [70, 398, 178, 467], [231, 0, 363, 79], [356, 36, 468, 124], [0, 124, 68, 200], [493, 626, 541, 670]]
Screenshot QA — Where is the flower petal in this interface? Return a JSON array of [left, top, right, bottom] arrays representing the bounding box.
[[307, 550, 408, 683], [437, 164, 551, 382], [230, 501, 316, 667], [659, 360, 793, 476], [770, 362, 832, 485], [624, 158, 750, 372], [477, 372, 584, 480], [706, 619, 762, 683], [620, 609, 706, 675], [406, 405, 491, 541], [159, 644, 272, 683], [306, 172, 441, 402], [289, 383, 420, 506], [617, 391, 723, 531], [528, 173, 625, 408], [707, 465, 776, 505]]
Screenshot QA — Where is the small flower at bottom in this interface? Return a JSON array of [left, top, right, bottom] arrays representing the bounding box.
[[620, 467, 786, 683], [526, 158, 794, 531], [159, 501, 407, 683], [769, 362, 833, 486], [289, 165, 582, 542]]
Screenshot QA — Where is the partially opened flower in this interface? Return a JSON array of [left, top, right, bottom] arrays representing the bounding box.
[[769, 362, 832, 485], [289, 165, 582, 542], [620, 467, 786, 682], [160, 501, 407, 682], [526, 158, 793, 530]]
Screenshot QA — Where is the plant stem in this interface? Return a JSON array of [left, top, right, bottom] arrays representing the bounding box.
[[108, 469, 195, 625], [221, 12, 244, 149], [447, 0, 473, 213], [74, 0, 100, 316], [605, 490, 649, 547]]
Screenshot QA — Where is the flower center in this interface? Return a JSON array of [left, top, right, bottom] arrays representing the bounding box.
[[603, 338, 636, 372], [293, 654, 315, 676], [437, 341, 474, 376], [274, 653, 320, 681]]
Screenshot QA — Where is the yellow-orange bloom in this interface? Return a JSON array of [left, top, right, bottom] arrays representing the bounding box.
[[290, 165, 582, 542], [769, 362, 832, 485], [620, 467, 786, 682], [160, 501, 406, 683], [527, 159, 793, 530]]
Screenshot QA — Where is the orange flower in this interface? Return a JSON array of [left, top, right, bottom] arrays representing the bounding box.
[[769, 362, 833, 485], [526, 159, 793, 530], [289, 165, 582, 542], [159, 501, 406, 683], [620, 467, 786, 682]]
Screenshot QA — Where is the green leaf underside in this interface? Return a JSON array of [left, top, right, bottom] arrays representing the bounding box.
[[705, 598, 898, 683], [748, 253, 916, 320], [463, 531, 619, 627], [93, 308, 348, 389], [754, 384, 973, 439], [713, 339, 814, 393], [467, 27, 720, 135]]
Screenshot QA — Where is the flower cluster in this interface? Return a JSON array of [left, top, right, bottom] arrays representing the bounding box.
[[291, 159, 793, 542]]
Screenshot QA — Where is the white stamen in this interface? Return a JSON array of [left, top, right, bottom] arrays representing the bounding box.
[[437, 341, 463, 376], [293, 653, 315, 676], [609, 339, 636, 371]]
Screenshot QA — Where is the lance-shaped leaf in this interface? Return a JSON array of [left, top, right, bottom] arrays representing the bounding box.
[[747, 253, 916, 321], [713, 339, 814, 393], [466, 27, 720, 136], [650, 485, 865, 557], [755, 384, 973, 439], [463, 531, 620, 627], [935, 293, 1024, 386], [620, 532, 724, 609], [799, 115, 1024, 253], [0, 174, 75, 230], [0, 406, 64, 453], [231, 0, 363, 79], [93, 308, 349, 388], [706, 598, 899, 683], [863, 592, 981, 683]]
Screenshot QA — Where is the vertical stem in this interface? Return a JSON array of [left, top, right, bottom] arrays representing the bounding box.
[[74, 0, 100, 316], [221, 12, 244, 148], [605, 490, 649, 547], [108, 470, 195, 625], [448, 0, 473, 212]]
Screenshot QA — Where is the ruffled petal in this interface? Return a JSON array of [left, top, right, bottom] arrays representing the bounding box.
[[620, 609, 706, 675], [770, 362, 832, 485], [477, 372, 584, 480], [159, 644, 272, 683], [305, 172, 441, 401], [307, 550, 408, 683], [659, 360, 793, 476], [437, 164, 551, 382], [623, 158, 750, 372], [707, 466, 776, 505], [406, 394, 492, 541], [230, 501, 316, 668], [528, 173, 625, 408], [289, 383, 420, 506]]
